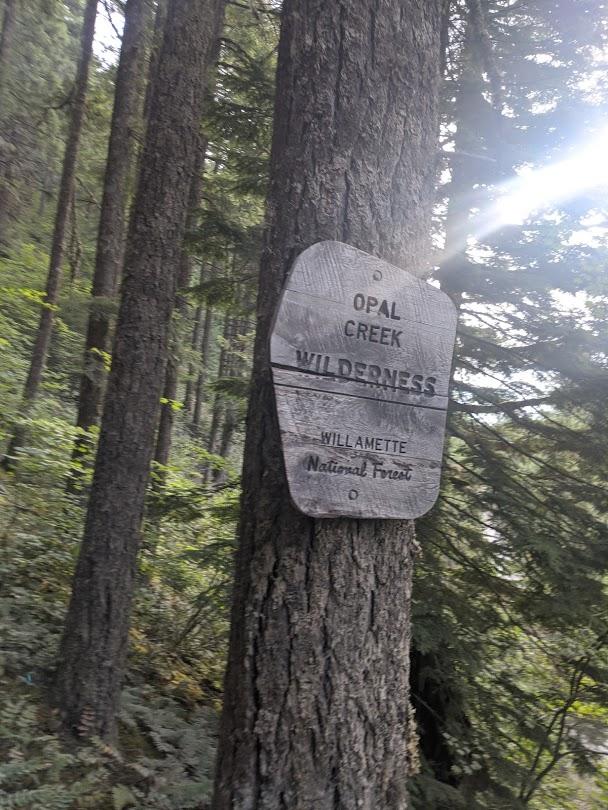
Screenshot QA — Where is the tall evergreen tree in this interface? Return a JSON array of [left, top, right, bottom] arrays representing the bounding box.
[[54, 0, 227, 740], [70, 0, 154, 476], [212, 0, 445, 805], [153, 141, 205, 479], [408, 1, 608, 805], [1, 0, 98, 468]]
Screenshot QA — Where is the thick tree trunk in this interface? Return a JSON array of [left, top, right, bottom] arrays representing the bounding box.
[[153, 143, 205, 478], [54, 0, 227, 740], [1, 0, 98, 468], [212, 1, 443, 807], [70, 0, 153, 480]]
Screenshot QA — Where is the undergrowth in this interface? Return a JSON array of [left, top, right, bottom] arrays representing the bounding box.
[[0, 441, 238, 809]]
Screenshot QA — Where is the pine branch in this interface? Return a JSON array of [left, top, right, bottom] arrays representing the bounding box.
[[454, 395, 551, 414]]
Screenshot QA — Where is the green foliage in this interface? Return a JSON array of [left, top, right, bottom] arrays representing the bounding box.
[[410, 1, 608, 806], [0, 448, 233, 806], [1, 0, 608, 807]]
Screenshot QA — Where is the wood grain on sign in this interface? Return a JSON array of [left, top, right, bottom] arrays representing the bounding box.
[[270, 240, 457, 519]]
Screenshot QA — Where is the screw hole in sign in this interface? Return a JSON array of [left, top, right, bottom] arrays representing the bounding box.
[[348, 489, 359, 501]]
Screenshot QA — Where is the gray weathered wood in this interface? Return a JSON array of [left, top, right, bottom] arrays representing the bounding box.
[[270, 240, 457, 519]]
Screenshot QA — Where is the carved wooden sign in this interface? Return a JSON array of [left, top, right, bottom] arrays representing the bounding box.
[[270, 241, 457, 519]]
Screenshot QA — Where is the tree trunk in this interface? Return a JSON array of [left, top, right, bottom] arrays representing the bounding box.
[[70, 0, 154, 481], [153, 142, 205, 479], [1, 0, 98, 469], [0, 0, 17, 99], [183, 303, 202, 414], [212, 399, 236, 484], [54, 0, 227, 740], [192, 299, 213, 429], [212, 1, 443, 807], [204, 311, 229, 479], [142, 0, 168, 124], [409, 13, 489, 796], [183, 262, 207, 415]]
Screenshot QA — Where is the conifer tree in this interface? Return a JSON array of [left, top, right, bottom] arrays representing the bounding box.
[[153, 141, 208, 479], [212, 0, 445, 805], [55, 0, 227, 739], [408, 1, 608, 804], [1, 0, 98, 468], [70, 0, 154, 477]]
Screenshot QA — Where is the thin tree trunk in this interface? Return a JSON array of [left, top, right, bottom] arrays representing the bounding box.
[[204, 311, 229, 465], [212, 1, 443, 807], [183, 296, 203, 414], [211, 399, 236, 484], [1, 0, 98, 469], [192, 299, 213, 429], [54, 0, 227, 740], [0, 0, 19, 246], [69, 0, 154, 484], [153, 142, 205, 479], [183, 262, 207, 415], [0, 0, 17, 99], [211, 306, 248, 482]]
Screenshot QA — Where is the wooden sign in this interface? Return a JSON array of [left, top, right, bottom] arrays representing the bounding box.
[[270, 241, 457, 519]]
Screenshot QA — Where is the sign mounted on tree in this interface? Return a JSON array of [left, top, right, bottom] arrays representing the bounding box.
[[270, 241, 458, 520]]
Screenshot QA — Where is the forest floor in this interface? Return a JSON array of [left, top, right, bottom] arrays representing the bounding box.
[[0, 459, 235, 810]]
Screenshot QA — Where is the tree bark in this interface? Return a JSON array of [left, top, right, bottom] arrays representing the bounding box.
[[70, 0, 153, 481], [204, 311, 229, 476], [212, 1, 443, 807], [142, 0, 168, 124], [192, 299, 213, 429], [1, 0, 98, 468], [183, 262, 207, 415], [54, 0, 227, 740], [183, 300, 202, 414], [153, 142, 205, 479]]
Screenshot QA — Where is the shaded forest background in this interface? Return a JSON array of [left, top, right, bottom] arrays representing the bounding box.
[[0, 0, 607, 807]]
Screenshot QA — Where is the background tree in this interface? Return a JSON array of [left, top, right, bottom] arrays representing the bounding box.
[[70, 0, 154, 477], [409, 1, 608, 806], [1, 0, 98, 468], [54, 0, 228, 740]]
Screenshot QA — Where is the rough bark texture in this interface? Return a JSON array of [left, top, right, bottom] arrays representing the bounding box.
[[153, 143, 205, 475], [54, 0, 227, 740], [142, 0, 168, 124], [1, 0, 97, 468], [212, 1, 443, 808], [71, 0, 154, 470]]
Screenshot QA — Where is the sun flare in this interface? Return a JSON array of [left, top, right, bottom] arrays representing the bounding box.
[[494, 126, 608, 227]]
